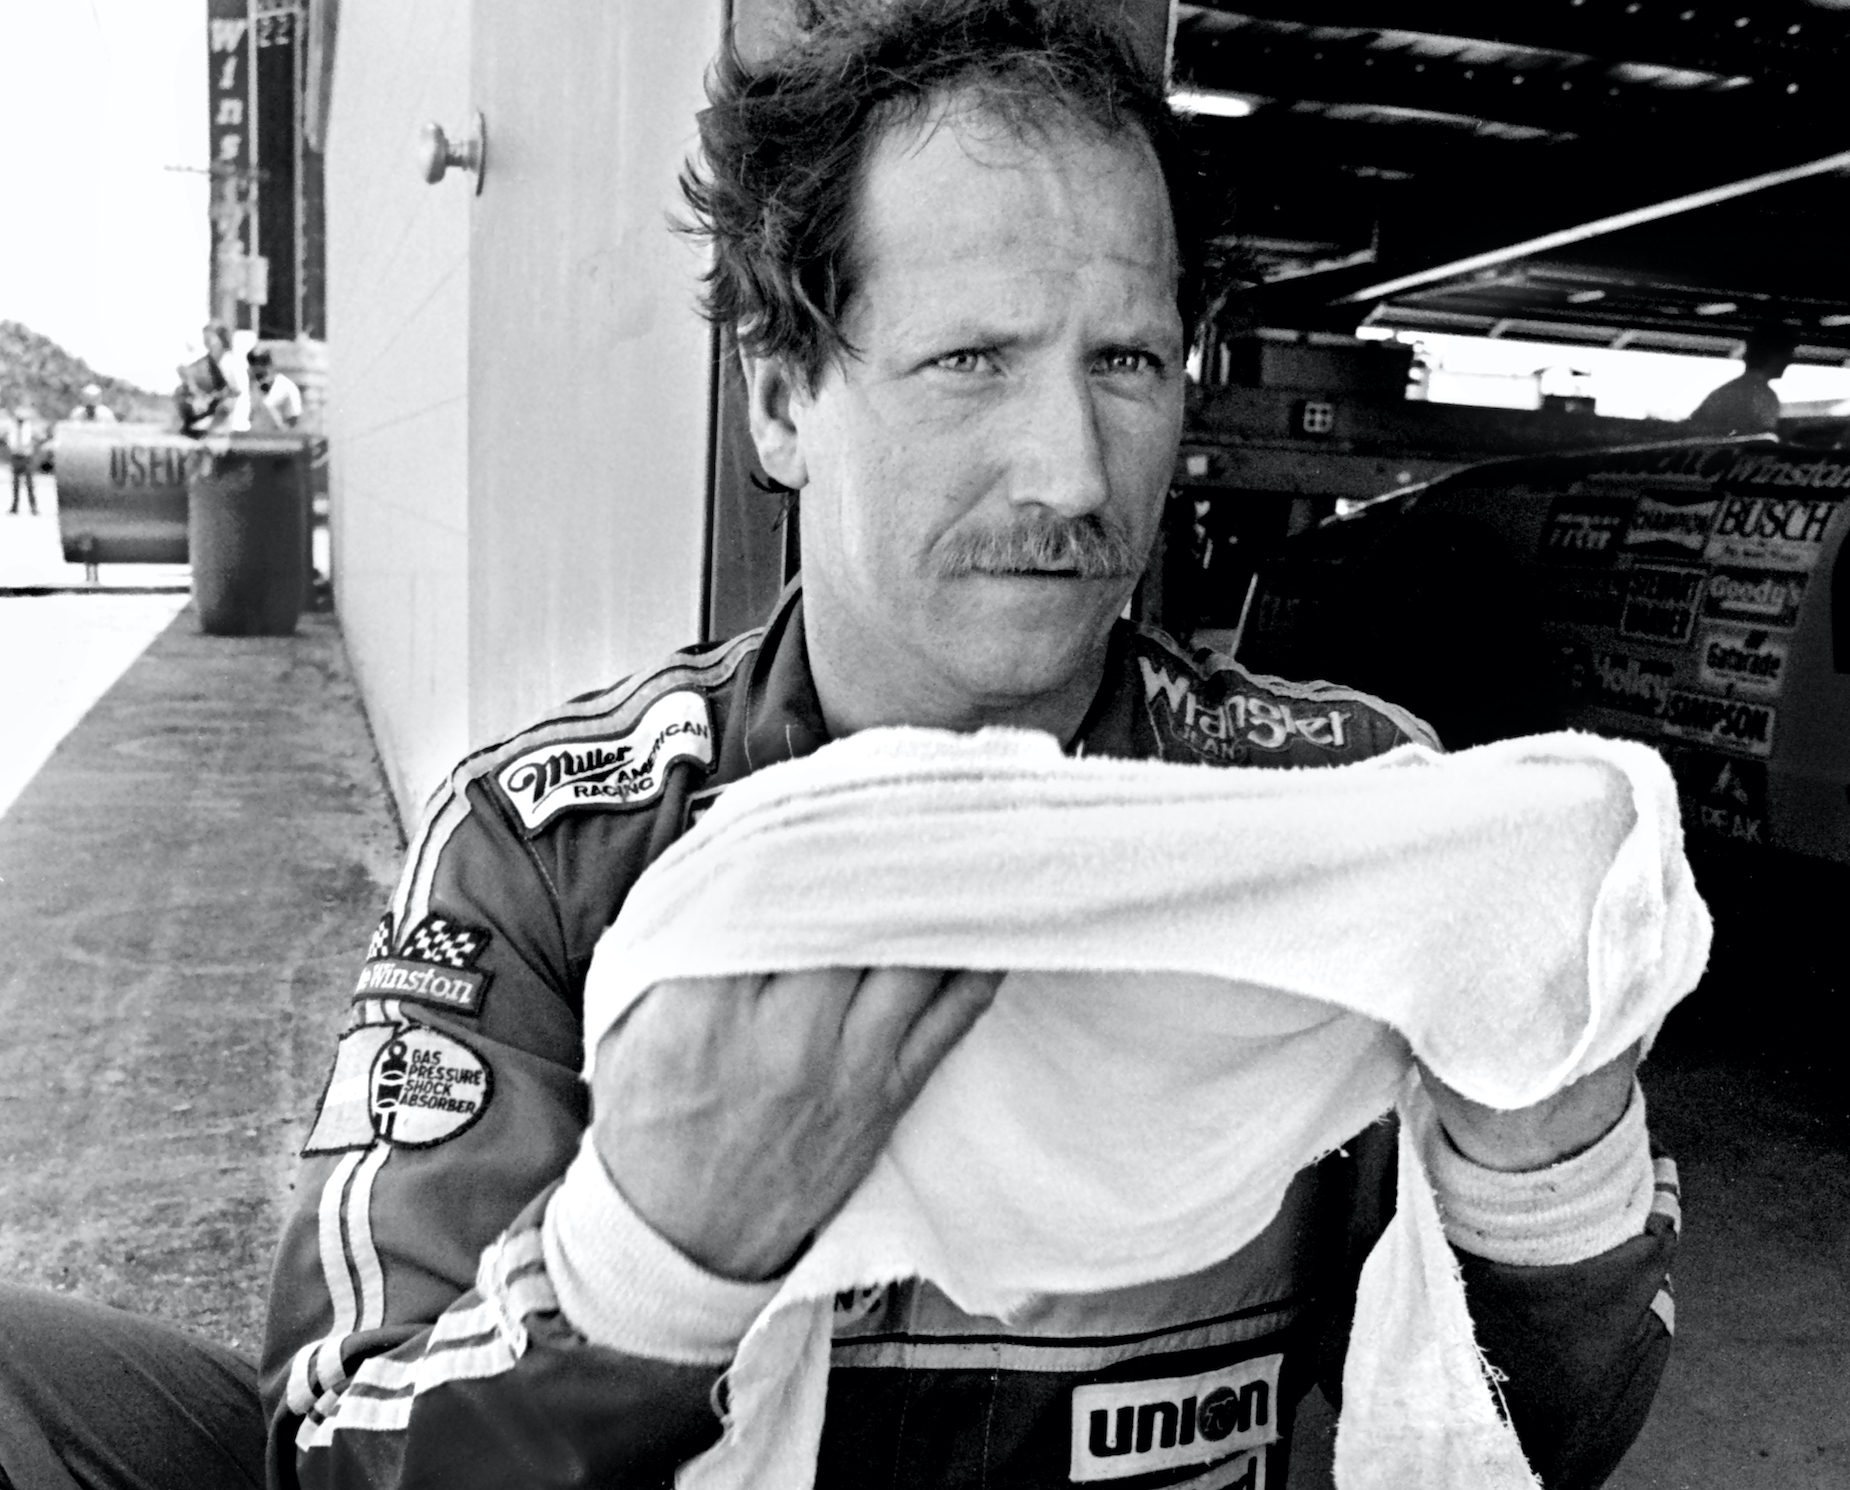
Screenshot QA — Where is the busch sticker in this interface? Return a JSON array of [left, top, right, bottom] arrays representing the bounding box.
[[353, 913, 492, 1016], [1703, 494, 1839, 573], [1701, 568, 1806, 630], [496, 692, 714, 833], [1618, 564, 1704, 645], [1662, 689, 1775, 757], [1621, 493, 1720, 558], [1070, 1355, 1279, 1483], [303, 1017, 493, 1154], [1141, 659, 1352, 760], [1538, 493, 1632, 566], [1697, 626, 1787, 698]]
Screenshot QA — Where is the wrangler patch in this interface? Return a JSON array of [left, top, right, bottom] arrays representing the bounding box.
[[1141, 658, 1351, 759], [1069, 1354, 1280, 1483], [496, 692, 714, 833]]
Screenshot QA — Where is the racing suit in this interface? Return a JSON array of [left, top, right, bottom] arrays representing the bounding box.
[[262, 586, 1679, 1490]]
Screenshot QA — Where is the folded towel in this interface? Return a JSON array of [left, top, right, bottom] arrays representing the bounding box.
[[578, 727, 1710, 1490]]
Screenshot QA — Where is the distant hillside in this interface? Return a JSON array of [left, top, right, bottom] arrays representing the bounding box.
[[0, 320, 173, 426]]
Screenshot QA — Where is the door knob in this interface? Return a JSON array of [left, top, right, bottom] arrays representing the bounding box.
[[418, 111, 486, 194]]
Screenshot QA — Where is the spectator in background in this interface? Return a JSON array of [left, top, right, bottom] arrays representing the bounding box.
[[1687, 327, 1795, 435], [68, 382, 118, 423], [246, 348, 302, 430], [203, 322, 252, 431], [6, 405, 38, 515]]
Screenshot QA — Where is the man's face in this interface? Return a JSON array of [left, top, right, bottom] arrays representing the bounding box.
[[757, 102, 1186, 731]]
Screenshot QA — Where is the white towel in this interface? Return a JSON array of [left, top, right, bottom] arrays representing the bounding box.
[[579, 727, 1710, 1490]]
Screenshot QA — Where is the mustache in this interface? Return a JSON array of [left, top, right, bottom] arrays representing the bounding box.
[[935, 514, 1144, 580]]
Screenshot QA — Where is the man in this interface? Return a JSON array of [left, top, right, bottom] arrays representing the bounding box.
[[69, 382, 119, 423], [6, 406, 38, 515], [259, 5, 1673, 1489], [246, 348, 303, 430], [1687, 327, 1793, 434]]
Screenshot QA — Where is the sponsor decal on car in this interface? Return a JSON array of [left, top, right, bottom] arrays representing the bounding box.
[[496, 692, 714, 833], [1545, 567, 1628, 629], [1538, 493, 1633, 566], [1618, 564, 1704, 645], [352, 912, 493, 1016], [1140, 660, 1352, 757], [1696, 626, 1787, 697], [1719, 452, 1850, 491], [1701, 568, 1807, 630], [1069, 1355, 1279, 1483], [1675, 751, 1768, 846], [1620, 493, 1720, 558], [1587, 650, 1675, 718], [1661, 689, 1775, 757], [1702, 494, 1840, 572], [302, 1017, 494, 1154]]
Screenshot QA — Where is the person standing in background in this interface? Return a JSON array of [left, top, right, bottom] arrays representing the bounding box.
[[68, 383, 118, 423], [246, 349, 303, 430], [1687, 328, 1794, 435], [6, 406, 39, 515]]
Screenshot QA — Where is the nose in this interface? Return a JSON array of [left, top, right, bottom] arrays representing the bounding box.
[[1003, 367, 1111, 518]]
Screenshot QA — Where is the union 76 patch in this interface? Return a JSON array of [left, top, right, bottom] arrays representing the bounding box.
[[494, 691, 715, 834]]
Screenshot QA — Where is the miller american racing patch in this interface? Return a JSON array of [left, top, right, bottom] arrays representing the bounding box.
[[302, 1015, 493, 1154], [352, 912, 493, 1016], [495, 691, 714, 833]]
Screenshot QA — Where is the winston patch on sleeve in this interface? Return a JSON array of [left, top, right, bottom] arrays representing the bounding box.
[[351, 913, 493, 1017], [494, 691, 714, 833]]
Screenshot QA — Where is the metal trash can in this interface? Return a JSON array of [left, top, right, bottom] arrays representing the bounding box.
[[188, 433, 309, 636]]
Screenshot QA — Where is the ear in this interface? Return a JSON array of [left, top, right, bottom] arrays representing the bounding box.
[[740, 351, 810, 492]]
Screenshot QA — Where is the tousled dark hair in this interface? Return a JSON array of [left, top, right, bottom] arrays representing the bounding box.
[[680, 0, 1218, 388]]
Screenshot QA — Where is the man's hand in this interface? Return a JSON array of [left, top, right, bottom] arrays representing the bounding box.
[[1420, 1044, 1640, 1173], [591, 967, 1003, 1282]]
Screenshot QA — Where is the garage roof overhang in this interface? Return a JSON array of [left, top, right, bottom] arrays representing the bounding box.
[[1173, 1, 1850, 362]]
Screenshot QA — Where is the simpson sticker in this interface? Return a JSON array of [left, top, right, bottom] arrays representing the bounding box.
[[1621, 493, 1720, 558], [1140, 659, 1352, 759], [1703, 494, 1840, 572], [1618, 564, 1704, 645], [1538, 492, 1633, 566], [1702, 568, 1807, 630], [1070, 1355, 1280, 1483], [496, 691, 714, 833], [302, 1017, 493, 1154], [1697, 626, 1788, 698], [1662, 690, 1775, 757], [354, 913, 494, 1016]]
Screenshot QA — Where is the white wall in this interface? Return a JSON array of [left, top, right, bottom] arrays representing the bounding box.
[[466, 3, 722, 749], [325, 2, 473, 824]]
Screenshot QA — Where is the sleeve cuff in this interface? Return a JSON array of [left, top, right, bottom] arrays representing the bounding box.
[[541, 1141, 780, 1364], [1425, 1079, 1656, 1266]]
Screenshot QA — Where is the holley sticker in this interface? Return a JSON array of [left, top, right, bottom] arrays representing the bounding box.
[[496, 692, 714, 833]]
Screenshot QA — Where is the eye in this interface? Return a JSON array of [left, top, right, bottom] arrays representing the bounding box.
[[1096, 348, 1164, 375], [933, 349, 994, 374]]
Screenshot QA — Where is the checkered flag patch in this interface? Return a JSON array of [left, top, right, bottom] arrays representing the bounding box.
[[365, 915, 395, 963], [400, 914, 490, 969]]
